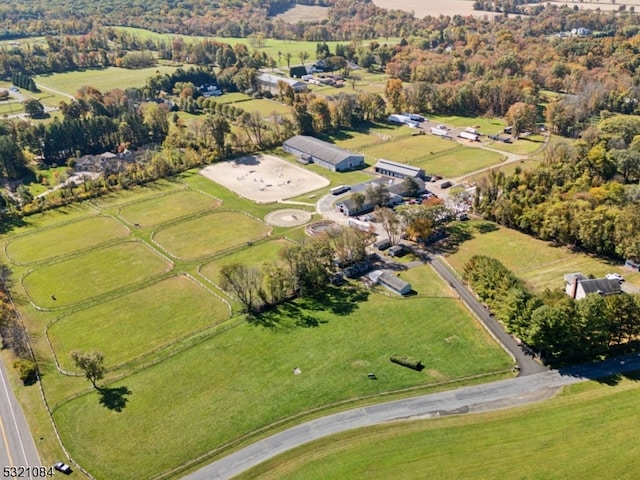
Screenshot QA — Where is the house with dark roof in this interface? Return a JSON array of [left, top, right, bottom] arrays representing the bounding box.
[[564, 272, 622, 300], [374, 159, 425, 179], [283, 135, 365, 172]]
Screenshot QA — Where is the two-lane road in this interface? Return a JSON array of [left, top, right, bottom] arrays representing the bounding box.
[[0, 359, 41, 479]]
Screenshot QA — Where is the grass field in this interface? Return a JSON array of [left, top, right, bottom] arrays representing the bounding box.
[[445, 221, 636, 292], [33, 65, 180, 96], [360, 135, 458, 163], [484, 134, 547, 155], [93, 179, 185, 208], [22, 241, 171, 308], [413, 146, 505, 178], [5, 215, 129, 265], [48, 275, 229, 370], [428, 115, 507, 135], [199, 238, 292, 287], [236, 377, 640, 479], [152, 211, 272, 260], [235, 98, 293, 117], [52, 288, 510, 480], [118, 189, 221, 227]]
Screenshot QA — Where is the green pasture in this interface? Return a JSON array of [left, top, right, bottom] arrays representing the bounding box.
[[235, 98, 293, 117], [113, 27, 400, 66], [34, 65, 180, 96], [389, 265, 453, 298], [118, 189, 221, 227], [53, 289, 510, 480], [428, 115, 507, 135], [465, 158, 542, 184], [330, 123, 415, 151], [216, 92, 252, 104], [414, 146, 505, 178], [0, 100, 24, 116], [0, 203, 98, 237], [199, 238, 292, 287], [48, 275, 229, 370], [5, 216, 129, 265], [360, 135, 458, 164], [485, 133, 546, 155], [22, 241, 171, 309], [153, 211, 271, 261], [237, 378, 640, 480], [93, 179, 185, 209], [445, 221, 631, 292]]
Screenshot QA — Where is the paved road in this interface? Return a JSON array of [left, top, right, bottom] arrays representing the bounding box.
[[0, 360, 42, 479], [428, 256, 548, 377], [182, 353, 640, 480]]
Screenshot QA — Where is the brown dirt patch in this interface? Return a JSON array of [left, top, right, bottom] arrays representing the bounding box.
[[200, 154, 329, 204]]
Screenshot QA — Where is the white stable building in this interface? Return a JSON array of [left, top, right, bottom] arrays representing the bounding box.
[[283, 136, 365, 172]]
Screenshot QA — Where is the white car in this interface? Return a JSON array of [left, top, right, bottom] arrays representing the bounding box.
[[606, 273, 624, 282]]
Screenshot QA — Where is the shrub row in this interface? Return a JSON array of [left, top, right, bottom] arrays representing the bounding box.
[[390, 354, 423, 371]]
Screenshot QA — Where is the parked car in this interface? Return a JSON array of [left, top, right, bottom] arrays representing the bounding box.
[[54, 462, 72, 475], [440, 180, 452, 188], [606, 273, 624, 282]]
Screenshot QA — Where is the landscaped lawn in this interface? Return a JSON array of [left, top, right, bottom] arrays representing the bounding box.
[[118, 189, 221, 227], [52, 288, 511, 480], [235, 378, 640, 480], [445, 221, 631, 292], [152, 211, 272, 261], [5, 216, 129, 265], [48, 275, 230, 370], [22, 241, 172, 308]]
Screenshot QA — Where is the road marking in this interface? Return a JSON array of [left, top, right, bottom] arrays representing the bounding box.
[[0, 403, 16, 478], [0, 362, 31, 479]]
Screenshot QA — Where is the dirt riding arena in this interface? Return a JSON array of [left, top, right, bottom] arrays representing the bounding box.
[[200, 154, 329, 203], [264, 209, 312, 227]]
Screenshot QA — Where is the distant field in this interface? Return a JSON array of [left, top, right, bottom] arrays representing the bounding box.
[[445, 221, 634, 292], [152, 211, 271, 260], [22, 241, 171, 308], [360, 135, 458, 163], [236, 379, 640, 480], [235, 98, 292, 118], [118, 190, 221, 227], [273, 4, 330, 23], [94, 179, 184, 208], [48, 275, 229, 370], [372, 0, 500, 17], [484, 134, 546, 155], [5, 216, 128, 265], [33, 65, 180, 96]]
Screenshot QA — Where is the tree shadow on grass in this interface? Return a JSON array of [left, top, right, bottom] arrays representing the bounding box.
[[432, 223, 475, 255], [248, 285, 370, 331], [98, 386, 132, 412]]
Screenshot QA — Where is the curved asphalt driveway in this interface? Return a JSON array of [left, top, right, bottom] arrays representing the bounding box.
[[182, 353, 640, 480]]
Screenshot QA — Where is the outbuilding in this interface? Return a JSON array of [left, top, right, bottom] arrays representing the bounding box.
[[283, 135, 365, 172], [257, 73, 307, 94], [374, 159, 425, 180], [367, 270, 412, 295]]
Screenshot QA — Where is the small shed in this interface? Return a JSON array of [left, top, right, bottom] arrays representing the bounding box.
[[388, 245, 405, 257]]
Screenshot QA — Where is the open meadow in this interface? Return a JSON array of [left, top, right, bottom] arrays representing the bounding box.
[[2, 169, 513, 480], [444, 220, 639, 292], [236, 377, 640, 479]]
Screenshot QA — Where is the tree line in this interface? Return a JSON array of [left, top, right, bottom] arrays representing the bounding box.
[[463, 255, 640, 361]]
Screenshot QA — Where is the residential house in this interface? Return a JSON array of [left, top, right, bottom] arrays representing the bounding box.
[[564, 272, 622, 300]]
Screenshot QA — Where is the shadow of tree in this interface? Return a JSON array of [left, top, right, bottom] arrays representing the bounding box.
[[248, 285, 370, 331], [98, 386, 132, 412], [474, 221, 499, 234], [432, 223, 475, 255]]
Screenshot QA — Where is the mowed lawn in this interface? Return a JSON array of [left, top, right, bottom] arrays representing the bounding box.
[[445, 221, 630, 292], [200, 238, 292, 286], [236, 98, 292, 117], [34, 65, 180, 96], [237, 379, 640, 480], [5, 216, 129, 265], [118, 190, 221, 227], [93, 179, 185, 208], [53, 290, 511, 480], [152, 211, 272, 260], [22, 241, 172, 308], [48, 275, 230, 370]]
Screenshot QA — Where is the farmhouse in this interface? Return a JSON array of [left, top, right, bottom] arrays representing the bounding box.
[[257, 73, 307, 94], [75, 150, 135, 174], [564, 272, 622, 300], [367, 270, 412, 296], [374, 159, 425, 180], [283, 135, 365, 172]]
